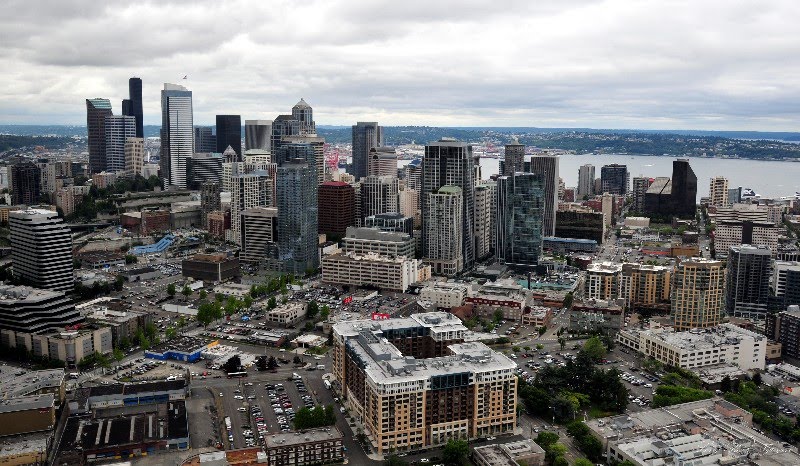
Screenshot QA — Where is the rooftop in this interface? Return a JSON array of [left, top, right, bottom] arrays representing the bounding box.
[[263, 427, 342, 449], [0, 285, 65, 304], [0, 432, 50, 457], [0, 368, 64, 398], [639, 323, 764, 350]]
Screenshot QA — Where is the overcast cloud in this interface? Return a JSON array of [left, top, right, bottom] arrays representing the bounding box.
[[1, 0, 799, 130]]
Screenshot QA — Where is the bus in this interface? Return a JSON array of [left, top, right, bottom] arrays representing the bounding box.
[[227, 371, 248, 379]]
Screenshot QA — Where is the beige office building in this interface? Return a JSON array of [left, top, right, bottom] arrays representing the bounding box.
[[671, 258, 725, 330]]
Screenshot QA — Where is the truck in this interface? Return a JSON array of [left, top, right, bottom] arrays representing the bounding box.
[[323, 380, 332, 389]]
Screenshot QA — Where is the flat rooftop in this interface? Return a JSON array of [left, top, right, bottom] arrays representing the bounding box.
[[642, 323, 764, 350], [0, 285, 65, 304], [0, 394, 54, 414], [0, 432, 50, 457], [263, 427, 342, 448], [147, 336, 208, 355], [0, 368, 64, 398]]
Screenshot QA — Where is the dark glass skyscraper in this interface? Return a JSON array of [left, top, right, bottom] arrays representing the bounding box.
[[671, 159, 697, 217], [10, 163, 41, 205], [129, 77, 143, 138], [216, 115, 242, 159], [496, 173, 545, 268], [86, 98, 113, 173], [726, 244, 772, 320], [194, 126, 216, 153], [245, 120, 272, 152], [600, 164, 629, 195], [277, 159, 318, 274], [351, 122, 383, 180]]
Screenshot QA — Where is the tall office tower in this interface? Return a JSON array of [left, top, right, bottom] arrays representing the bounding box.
[[222, 146, 238, 164], [363, 213, 414, 236], [292, 98, 315, 134], [194, 126, 216, 153], [671, 159, 698, 217], [600, 164, 629, 195], [86, 98, 113, 173], [529, 154, 559, 237], [223, 160, 277, 203], [725, 244, 771, 320], [474, 182, 496, 260], [10, 163, 41, 205], [277, 159, 319, 274], [124, 137, 145, 178], [709, 176, 729, 207], [245, 120, 272, 152], [352, 122, 383, 180], [160, 83, 194, 188], [216, 115, 242, 159], [496, 173, 545, 268], [230, 170, 272, 245], [671, 258, 725, 331], [277, 136, 325, 185], [360, 176, 399, 220], [188, 153, 224, 189], [503, 142, 525, 176], [368, 147, 397, 177], [577, 164, 595, 199], [772, 261, 800, 308], [200, 182, 221, 228], [104, 115, 136, 173], [424, 186, 464, 276], [405, 159, 422, 191], [240, 207, 279, 264], [271, 115, 301, 151], [9, 209, 74, 292], [728, 187, 742, 205], [422, 139, 476, 270], [122, 99, 131, 117], [127, 77, 143, 138], [631, 176, 652, 213], [318, 181, 355, 240]]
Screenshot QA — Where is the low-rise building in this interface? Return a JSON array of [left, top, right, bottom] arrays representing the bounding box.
[[182, 253, 240, 283], [0, 285, 82, 334], [521, 306, 553, 327], [145, 337, 214, 363], [321, 252, 429, 292], [624, 216, 650, 229], [473, 439, 545, 466], [0, 368, 66, 406], [569, 299, 625, 333], [266, 302, 306, 327], [342, 226, 415, 258], [542, 237, 599, 254], [0, 326, 112, 365], [119, 266, 161, 282], [213, 283, 251, 298], [85, 307, 152, 347], [419, 282, 470, 309], [465, 280, 530, 322], [0, 432, 50, 464], [263, 428, 344, 466]]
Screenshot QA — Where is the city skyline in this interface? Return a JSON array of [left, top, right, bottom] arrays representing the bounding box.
[[1, 1, 799, 130]]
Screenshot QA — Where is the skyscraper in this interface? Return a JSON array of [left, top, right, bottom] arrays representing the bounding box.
[[671, 258, 725, 331], [216, 114, 242, 159], [474, 182, 496, 260], [631, 176, 652, 213], [200, 182, 221, 228], [671, 159, 698, 217], [124, 137, 145, 178], [188, 153, 225, 189], [502, 142, 525, 176], [422, 138, 476, 270], [600, 164, 629, 195], [194, 126, 216, 153], [277, 159, 319, 274], [725, 244, 771, 320], [368, 147, 397, 177], [423, 186, 463, 276], [352, 122, 383, 180], [230, 170, 272, 245], [104, 115, 136, 173], [9, 209, 74, 292], [709, 176, 729, 207], [245, 120, 272, 152], [529, 155, 559, 237], [10, 163, 41, 205], [128, 77, 143, 138], [577, 164, 595, 198], [278, 136, 325, 185], [86, 98, 113, 173], [496, 173, 545, 268], [292, 98, 315, 134], [360, 176, 399, 219], [773, 261, 800, 308], [160, 83, 194, 188], [240, 207, 279, 265], [318, 182, 355, 240]]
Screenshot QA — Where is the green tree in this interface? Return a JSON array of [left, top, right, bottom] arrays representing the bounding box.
[[243, 294, 253, 309], [199, 289, 207, 300], [653, 385, 713, 408], [442, 439, 469, 465], [181, 285, 192, 300], [320, 305, 330, 320], [558, 337, 566, 351], [582, 336, 607, 362], [268, 296, 277, 310], [573, 459, 594, 466], [165, 327, 177, 340], [385, 455, 408, 466], [535, 432, 560, 449], [112, 347, 124, 362], [552, 456, 569, 466], [307, 300, 319, 319], [563, 292, 574, 309], [493, 309, 504, 323], [167, 283, 176, 298], [124, 254, 137, 264]]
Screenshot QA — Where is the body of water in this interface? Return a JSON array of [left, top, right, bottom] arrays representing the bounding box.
[[400, 155, 800, 198]]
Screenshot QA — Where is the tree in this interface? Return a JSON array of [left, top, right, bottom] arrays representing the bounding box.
[[552, 456, 569, 466], [222, 355, 243, 374], [181, 285, 192, 301], [653, 385, 713, 408], [267, 356, 278, 370], [112, 348, 125, 362], [124, 254, 137, 264], [255, 356, 268, 371], [268, 296, 277, 310], [320, 305, 330, 320], [199, 290, 207, 300], [385, 455, 408, 466], [558, 337, 566, 351], [165, 327, 177, 340], [573, 459, 594, 466], [563, 292, 574, 309], [113, 275, 125, 291], [582, 336, 607, 362], [536, 343, 544, 350], [538, 326, 547, 336], [167, 283, 176, 298], [243, 294, 253, 310], [493, 309, 504, 323], [307, 300, 319, 319], [442, 439, 469, 465], [535, 432, 560, 449]]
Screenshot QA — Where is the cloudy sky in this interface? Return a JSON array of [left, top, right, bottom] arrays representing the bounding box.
[[2, 0, 799, 130]]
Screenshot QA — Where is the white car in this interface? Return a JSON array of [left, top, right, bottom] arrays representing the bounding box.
[[234, 395, 244, 400]]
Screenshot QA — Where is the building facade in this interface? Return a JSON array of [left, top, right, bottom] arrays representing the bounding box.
[[671, 258, 725, 331], [496, 173, 545, 268], [322, 252, 427, 292], [725, 244, 771, 320], [529, 155, 559, 237], [360, 175, 399, 220], [600, 164, 628, 195], [160, 83, 194, 188], [709, 176, 729, 207], [577, 164, 595, 199], [124, 137, 145, 178], [86, 98, 113, 173], [104, 115, 136, 173], [277, 159, 319, 275], [215, 114, 242, 159], [352, 122, 383, 181], [423, 186, 464, 276], [318, 181, 355, 239], [244, 119, 272, 152], [502, 142, 525, 175], [240, 207, 278, 265], [9, 209, 73, 292]]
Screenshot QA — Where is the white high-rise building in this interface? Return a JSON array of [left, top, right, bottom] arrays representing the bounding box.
[[9, 209, 74, 292], [709, 176, 729, 207], [230, 170, 272, 245], [124, 137, 145, 178], [424, 186, 463, 276], [104, 115, 136, 173], [530, 154, 559, 236], [160, 83, 194, 188], [577, 164, 595, 199], [360, 176, 399, 220], [474, 182, 496, 260]]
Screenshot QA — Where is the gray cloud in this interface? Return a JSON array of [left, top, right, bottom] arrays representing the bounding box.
[[0, 0, 799, 130]]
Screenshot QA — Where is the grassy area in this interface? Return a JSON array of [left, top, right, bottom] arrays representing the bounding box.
[[305, 346, 330, 356], [588, 406, 615, 419]]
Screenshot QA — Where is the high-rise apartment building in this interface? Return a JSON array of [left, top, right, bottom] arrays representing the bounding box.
[[86, 98, 113, 173], [709, 176, 729, 207], [584, 262, 623, 301], [424, 186, 464, 276], [360, 176, 399, 220], [188, 153, 224, 189], [124, 137, 145, 178], [502, 142, 525, 175], [277, 159, 318, 274], [351, 122, 383, 180], [529, 155, 559, 237], [600, 164, 629, 195], [104, 115, 136, 173], [766, 306, 800, 359], [240, 207, 278, 265], [577, 164, 595, 199], [671, 258, 725, 331], [619, 263, 672, 313], [244, 120, 272, 152], [160, 83, 194, 188], [277, 137, 325, 185], [422, 139, 476, 270], [10, 163, 41, 205], [368, 147, 397, 177], [216, 114, 242, 159], [631, 176, 652, 213], [772, 261, 800, 308], [194, 126, 216, 153], [200, 182, 221, 229], [230, 170, 272, 245], [318, 181, 355, 240], [496, 173, 545, 268], [725, 245, 771, 320], [474, 182, 496, 260], [9, 209, 74, 292]]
